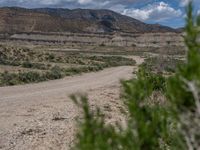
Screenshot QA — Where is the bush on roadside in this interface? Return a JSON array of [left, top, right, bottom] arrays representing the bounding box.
[[0, 71, 44, 86], [0, 66, 64, 86], [22, 61, 49, 70], [0, 71, 20, 85], [45, 66, 64, 79], [71, 68, 185, 149], [166, 3, 200, 148], [72, 3, 200, 150], [141, 56, 185, 74], [18, 71, 44, 83]]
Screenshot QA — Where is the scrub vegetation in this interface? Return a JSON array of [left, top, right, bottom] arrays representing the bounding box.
[[0, 46, 136, 86], [72, 3, 200, 150]]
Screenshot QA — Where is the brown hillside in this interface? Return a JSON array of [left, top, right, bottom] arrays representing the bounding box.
[[0, 7, 178, 33]]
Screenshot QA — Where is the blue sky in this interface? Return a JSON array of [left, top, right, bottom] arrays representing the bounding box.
[[0, 0, 200, 28]]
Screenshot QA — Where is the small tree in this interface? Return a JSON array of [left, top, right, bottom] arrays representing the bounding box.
[[167, 2, 200, 149], [72, 2, 200, 150]]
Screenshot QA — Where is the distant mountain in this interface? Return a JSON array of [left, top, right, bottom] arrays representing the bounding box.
[[0, 7, 178, 34]]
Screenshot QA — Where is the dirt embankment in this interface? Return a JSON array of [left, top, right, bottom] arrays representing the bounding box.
[[2, 32, 184, 47]]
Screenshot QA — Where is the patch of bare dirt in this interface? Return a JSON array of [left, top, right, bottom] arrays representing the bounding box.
[[0, 57, 144, 150]]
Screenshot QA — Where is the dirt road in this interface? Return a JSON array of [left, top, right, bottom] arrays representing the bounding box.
[[0, 64, 140, 150]]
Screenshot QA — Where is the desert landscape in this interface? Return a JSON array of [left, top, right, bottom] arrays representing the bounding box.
[[0, 2, 199, 150], [0, 42, 186, 149]]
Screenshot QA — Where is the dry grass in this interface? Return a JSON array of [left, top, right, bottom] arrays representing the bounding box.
[[0, 45, 136, 86]]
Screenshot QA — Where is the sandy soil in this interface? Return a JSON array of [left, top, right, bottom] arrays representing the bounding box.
[[0, 57, 143, 150], [0, 66, 134, 150]]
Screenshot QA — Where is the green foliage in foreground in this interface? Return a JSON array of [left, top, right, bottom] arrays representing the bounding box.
[[72, 69, 185, 150], [72, 3, 200, 150], [166, 3, 200, 148]]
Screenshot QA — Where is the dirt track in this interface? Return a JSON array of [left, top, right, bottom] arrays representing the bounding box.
[[0, 57, 142, 150]]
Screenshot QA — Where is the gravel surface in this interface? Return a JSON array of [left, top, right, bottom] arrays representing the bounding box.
[[0, 57, 143, 150]]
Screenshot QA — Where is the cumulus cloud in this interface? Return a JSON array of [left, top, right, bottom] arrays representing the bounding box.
[[180, 0, 192, 6], [119, 2, 182, 22], [77, 0, 92, 4], [179, 0, 200, 7]]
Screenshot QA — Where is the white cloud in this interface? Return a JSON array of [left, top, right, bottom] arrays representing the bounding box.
[[120, 2, 182, 21], [109, 4, 125, 12], [78, 0, 92, 4], [180, 0, 192, 6], [39, 0, 63, 5]]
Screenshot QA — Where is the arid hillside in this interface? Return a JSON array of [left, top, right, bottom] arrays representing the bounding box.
[[0, 7, 178, 33]]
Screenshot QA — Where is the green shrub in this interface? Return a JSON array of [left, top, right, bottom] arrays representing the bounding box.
[[72, 69, 185, 150], [22, 61, 48, 70], [99, 43, 105, 47], [45, 66, 64, 79], [0, 71, 44, 86], [141, 57, 185, 74], [18, 71, 43, 83], [22, 61, 33, 68], [166, 3, 200, 149], [85, 55, 136, 67], [47, 53, 55, 60], [0, 71, 20, 85], [72, 2, 200, 150], [0, 59, 21, 66]]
